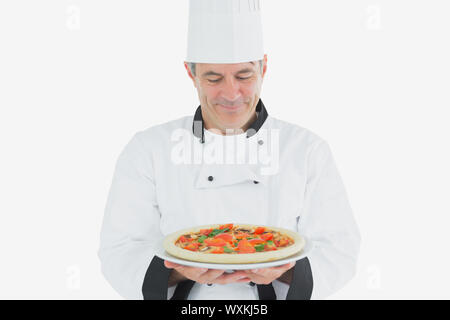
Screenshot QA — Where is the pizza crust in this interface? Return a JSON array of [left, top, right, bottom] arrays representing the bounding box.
[[163, 224, 305, 264]]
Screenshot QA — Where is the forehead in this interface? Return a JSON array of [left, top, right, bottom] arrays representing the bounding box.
[[198, 61, 256, 76]]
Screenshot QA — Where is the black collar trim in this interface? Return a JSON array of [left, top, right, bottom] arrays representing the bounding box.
[[192, 99, 268, 143]]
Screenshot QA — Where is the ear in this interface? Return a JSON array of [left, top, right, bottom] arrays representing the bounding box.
[[262, 54, 268, 79], [184, 62, 197, 87]]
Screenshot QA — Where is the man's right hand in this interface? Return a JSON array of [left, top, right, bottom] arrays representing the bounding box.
[[164, 260, 251, 287]]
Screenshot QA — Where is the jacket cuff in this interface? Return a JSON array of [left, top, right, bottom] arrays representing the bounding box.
[[142, 255, 172, 300], [286, 257, 313, 300]]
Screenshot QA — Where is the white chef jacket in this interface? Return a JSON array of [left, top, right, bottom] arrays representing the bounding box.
[[98, 100, 361, 300]]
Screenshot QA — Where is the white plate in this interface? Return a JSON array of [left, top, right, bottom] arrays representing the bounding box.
[[155, 237, 312, 270]]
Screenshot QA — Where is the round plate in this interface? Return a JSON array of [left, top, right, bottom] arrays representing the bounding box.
[[155, 236, 312, 270]]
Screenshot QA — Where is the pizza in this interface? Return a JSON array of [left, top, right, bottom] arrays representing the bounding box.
[[163, 223, 305, 264]]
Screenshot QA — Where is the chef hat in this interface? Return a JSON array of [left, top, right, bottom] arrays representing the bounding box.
[[186, 0, 265, 64]]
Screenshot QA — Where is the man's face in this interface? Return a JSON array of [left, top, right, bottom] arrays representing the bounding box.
[[185, 55, 267, 133]]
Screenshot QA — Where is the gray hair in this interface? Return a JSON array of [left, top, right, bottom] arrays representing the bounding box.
[[187, 60, 264, 77]]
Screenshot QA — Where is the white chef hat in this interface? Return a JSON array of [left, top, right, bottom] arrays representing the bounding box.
[[186, 0, 264, 64]]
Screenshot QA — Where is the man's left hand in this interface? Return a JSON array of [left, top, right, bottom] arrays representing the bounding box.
[[243, 262, 296, 285]]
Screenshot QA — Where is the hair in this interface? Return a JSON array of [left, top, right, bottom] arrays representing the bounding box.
[[187, 60, 264, 77]]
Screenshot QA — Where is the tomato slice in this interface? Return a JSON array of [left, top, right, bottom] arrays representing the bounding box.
[[237, 239, 256, 253], [238, 246, 256, 254], [178, 235, 189, 243], [261, 233, 273, 241], [184, 243, 200, 251], [248, 238, 265, 245], [211, 247, 224, 254], [235, 232, 249, 240], [219, 223, 234, 230], [254, 227, 266, 234], [214, 233, 233, 242], [204, 238, 227, 247], [200, 228, 213, 236]]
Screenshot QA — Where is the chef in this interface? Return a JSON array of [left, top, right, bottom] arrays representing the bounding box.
[[98, 0, 361, 300]]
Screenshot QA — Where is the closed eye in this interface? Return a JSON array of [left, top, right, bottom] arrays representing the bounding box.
[[207, 77, 251, 83]]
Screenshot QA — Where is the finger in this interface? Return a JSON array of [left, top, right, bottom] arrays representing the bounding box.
[[243, 269, 256, 274], [276, 262, 296, 270], [250, 268, 268, 278], [245, 266, 286, 280], [181, 266, 209, 276], [221, 270, 248, 281], [273, 262, 296, 273], [240, 272, 267, 284], [266, 263, 296, 280], [168, 264, 208, 281], [214, 271, 251, 284], [230, 270, 249, 278], [164, 260, 181, 269], [251, 262, 296, 274], [198, 268, 226, 283]]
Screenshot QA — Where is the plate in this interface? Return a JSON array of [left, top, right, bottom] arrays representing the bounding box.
[[155, 236, 313, 270]]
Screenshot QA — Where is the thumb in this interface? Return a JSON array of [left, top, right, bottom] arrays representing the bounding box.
[[164, 260, 180, 269]]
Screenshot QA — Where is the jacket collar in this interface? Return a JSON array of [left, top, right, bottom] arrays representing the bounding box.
[[192, 98, 269, 143]]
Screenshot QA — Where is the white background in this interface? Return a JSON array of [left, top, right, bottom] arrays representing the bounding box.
[[1, 0, 449, 299]]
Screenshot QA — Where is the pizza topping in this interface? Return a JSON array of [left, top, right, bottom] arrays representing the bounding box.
[[175, 224, 294, 254], [211, 247, 224, 254], [214, 233, 233, 242], [204, 238, 227, 247], [248, 238, 265, 245], [234, 232, 250, 239], [223, 246, 234, 253], [208, 228, 229, 238], [219, 223, 234, 230], [184, 242, 200, 251], [254, 227, 266, 234], [254, 244, 266, 252], [237, 239, 256, 253], [264, 240, 277, 251], [261, 233, 273, 241], [200, 228, 213, 236]]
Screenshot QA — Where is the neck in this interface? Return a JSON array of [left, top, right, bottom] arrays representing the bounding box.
[[203, 111, 257, 136]]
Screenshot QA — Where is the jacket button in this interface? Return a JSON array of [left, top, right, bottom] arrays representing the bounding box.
[[208, 176, 214, 181], [249, 281, 256, 286], [253, 180, 259, 184], [258, 140, 264, 145]]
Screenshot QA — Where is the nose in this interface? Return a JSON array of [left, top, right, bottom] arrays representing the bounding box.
[[221, 77, 241, 102]]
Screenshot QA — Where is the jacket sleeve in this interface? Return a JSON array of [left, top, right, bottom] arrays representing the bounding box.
[[297, 140, 361, 299], [98, 133, 171, 299]]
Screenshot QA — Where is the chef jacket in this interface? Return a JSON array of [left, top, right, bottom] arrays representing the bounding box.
[[98, 99, 361, 300]]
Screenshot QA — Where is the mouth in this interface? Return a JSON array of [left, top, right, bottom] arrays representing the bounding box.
[[217, 104, 245, 112]]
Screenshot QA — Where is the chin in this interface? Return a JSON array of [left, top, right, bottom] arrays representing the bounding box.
[[222, 118, 252, 132], [218, 111, 248, 126]]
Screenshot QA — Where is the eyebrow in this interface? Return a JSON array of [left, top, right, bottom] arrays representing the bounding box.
[[201, 63, 255, 78]]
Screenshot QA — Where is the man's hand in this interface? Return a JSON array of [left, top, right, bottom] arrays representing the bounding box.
[[243, 262, 296, 285], [164, 260, 251, 287]]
